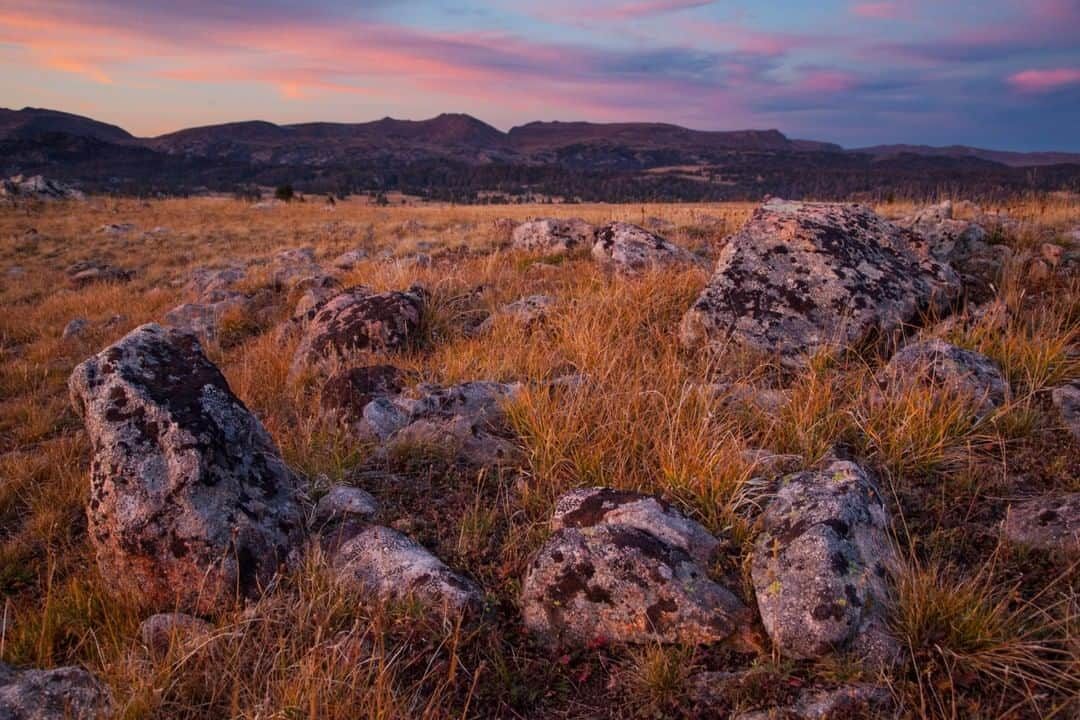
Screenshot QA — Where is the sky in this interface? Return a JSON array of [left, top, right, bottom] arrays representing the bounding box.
[[1, 0, 1078, 150]]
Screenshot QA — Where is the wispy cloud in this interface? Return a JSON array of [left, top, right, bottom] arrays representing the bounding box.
[[1008, 68, 1080, 92]]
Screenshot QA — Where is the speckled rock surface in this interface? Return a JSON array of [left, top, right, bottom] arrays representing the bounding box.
[[475, 294, 554, 334], [882, 339, 1008, 416], [751, 460, 899, 666], [1051, 380, 1080, 443], [290, 287, 425, 374], [327, 524, 483, 616], [680, 200, 960, 366], [511, 218, 594, 255], [0, 662, 113, 720], [138, 613, 214, 658], [320, 365, 406, 422], [522, 488, 750, 648], [68, 324, 306, 613], [1001, 493, 1079, 556], [591, 222, 696, 274]]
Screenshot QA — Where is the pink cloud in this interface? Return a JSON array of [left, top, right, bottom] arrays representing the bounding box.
[[1008, 68, 1080, 92], [607, 0, 715, 18], [851, 3, 901, 19]]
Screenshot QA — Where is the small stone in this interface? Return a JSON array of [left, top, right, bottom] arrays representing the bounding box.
[[882, 339, 1008, 417], [321, 365, 406, 422], [591, 222, 696, 275], [0, 662, 113, 720], [62, 318, 89, 340], [139, 613, 214, 657], [1051, 380, 1080, 442], [332, 249, 368, 270], [511, 218, 594, 255], [1001, 493, 1080, 556], [313, 485, 381, 528]]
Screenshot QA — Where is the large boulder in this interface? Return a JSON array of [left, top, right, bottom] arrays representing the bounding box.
[[591, 222, 697, 274], [521, 488, 751, 648], [68, 324, 306, 613], [290, 287, 425, 375], [1001, 493, 1079, 557], [751, 461, 899, 666], [0, 662, 113, 720], [881, 339, 1008, 417], [325, 524, 483, 617], [679, 200, 960, 366], [511, 218, 594, 255]]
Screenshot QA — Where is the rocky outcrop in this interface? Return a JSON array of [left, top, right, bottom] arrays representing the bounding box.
[[320, 365, 406, 422], [326, 525, 483, 616], [290, 287, 425, 375], [751, 461, 899, 666], [1, 174, 83, 201], [0, 662, 113, 720], [521, 488, 751, 648], [357, 381, 524, 469], [1051, 380, 1080, 443], [679, 200, 960, 366], [881, 339, 1008, 416], [1001, 494, 1079, 557], [591, 223, 697, 274], [68, 324, 306, 613], [511, 218, 594, 255]]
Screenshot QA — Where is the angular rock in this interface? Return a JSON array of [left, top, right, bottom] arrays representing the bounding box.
[[68, 324, 306, 613], [522, 523, 750, 648], [474, 294, 554, 335], [1001, 493, 1080, 556], [139, 613, 214, 657], [591, 222, 697, 274], [328, 525, 482, 616], [551, 487, 719, 566], [321, 365, 406, 422], [882, 339, 1008, 416], [511, 218, 594, 255], [1051, 380, 1080, 443], [290, 287, 424, 374], [751, 460, 898, 665], [164, 289, 274, 343], [186, 266, 247, 303], [679, 200, 960, 366], [0, 662, 113, 720], [358, 381, 524, 468], [0, 174, 84, 202]]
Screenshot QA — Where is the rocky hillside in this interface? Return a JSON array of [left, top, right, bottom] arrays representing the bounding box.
[[2, 106, 1079, 201]]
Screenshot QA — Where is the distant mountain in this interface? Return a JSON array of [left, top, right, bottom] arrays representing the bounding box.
[[2, 106, 1079, 202], [0, 107, 135, 145], [852, 144, 1080, 168]]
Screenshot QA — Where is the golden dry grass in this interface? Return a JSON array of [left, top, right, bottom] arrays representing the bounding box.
[[0, 195, 1077, 719]]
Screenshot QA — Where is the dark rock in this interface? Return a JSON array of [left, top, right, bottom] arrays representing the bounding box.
[[0, 662, 113, 720], [321, 365, 406, 422], [68, 324, 306, 613]]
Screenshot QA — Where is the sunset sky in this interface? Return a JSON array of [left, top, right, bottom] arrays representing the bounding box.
[[1, 0, 1078, 149]]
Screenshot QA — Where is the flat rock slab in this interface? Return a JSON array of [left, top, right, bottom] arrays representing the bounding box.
[[0, 662, 113, 720], [680, 200, 959, 366], [69, 324, 305, 613], [1002, 493, 1080, 556], [751, 460, 899, 666], [591, 222, 696, 275]]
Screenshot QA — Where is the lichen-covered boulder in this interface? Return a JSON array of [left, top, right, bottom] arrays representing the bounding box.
[[1051, 380, 1080, 443], [591, 222, 696, 274], [551, 487, 719, 566], [751, 460, 899, 666], [679, 200, 960, 366], [0, 662, 113, 720], [290, 287, 425, 374], [68, 324, 306, 613], [1002, 494, 1079, 557], [881, 339, 1008, 416], [327, 525, 483, 616], [522, 488, 751, 648], [511, 218, 594, 255], [320, 365, 406, 422]]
